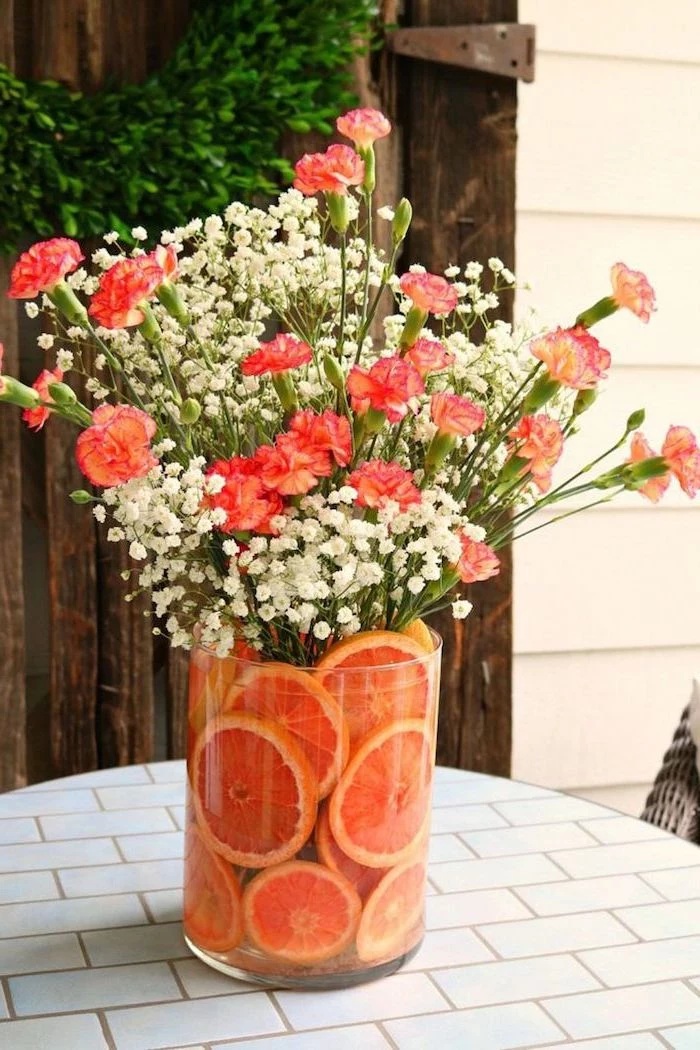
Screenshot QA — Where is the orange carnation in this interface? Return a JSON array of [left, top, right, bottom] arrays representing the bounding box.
[[628, 432, 670, 504], [348, 459, 421, 512], [399, 272, 459, 315], [293, 144, 365, 196], [347, 356, 424, 423], [336, 108, 391, 148], [75, 404, 158, 488], [89, 256, 164, 329], [22, 367, 63, 432], [204, 457, 283, 535], [509, 414, 564, 493], [289, 409, 352, 467], [152, 244, 179, 280], [405, 337, 453, 378], [255, 432, 332, 496], [241, 333, 312, 377], [8, 238, 83, 299], [530, 326, 609, 390], [610, 262, 656, 323], [455, 534, 500, 585], [431, 392, 485, 437], [662, 425, 700, 498]]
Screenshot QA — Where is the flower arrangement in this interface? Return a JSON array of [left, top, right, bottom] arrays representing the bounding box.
[[2, 108, 697, 666]]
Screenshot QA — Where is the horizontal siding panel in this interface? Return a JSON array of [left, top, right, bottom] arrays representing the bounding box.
[[521, 0, 700, 64], [516, 212, 700, 367], [513, 647, 700, 788], [513, 508, 700, 654], [517, 54, 700, 218]]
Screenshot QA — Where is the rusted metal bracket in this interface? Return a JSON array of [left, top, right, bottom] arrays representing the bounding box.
[[386, 23, 536, 83]]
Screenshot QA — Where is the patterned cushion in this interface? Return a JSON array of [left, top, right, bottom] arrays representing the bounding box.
[[641, 693, 700, 845]]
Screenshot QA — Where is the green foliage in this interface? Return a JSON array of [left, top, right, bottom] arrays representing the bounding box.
[[0, 0, 377, 255]]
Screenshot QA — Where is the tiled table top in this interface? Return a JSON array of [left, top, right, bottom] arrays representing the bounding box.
[[0, 764, 699, 1050]]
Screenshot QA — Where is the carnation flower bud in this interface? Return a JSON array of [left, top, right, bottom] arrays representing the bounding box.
[[180, 398, 202, 424], [47, 282, 88, 326], [0, 376, 41, 410], [625, 408, 646, 433], [69, 489, 93, 504], [392, 198, 413, 243], [323, 355, 345, 391], [47, 381, 77, 407], [573, 388, 597, 417]]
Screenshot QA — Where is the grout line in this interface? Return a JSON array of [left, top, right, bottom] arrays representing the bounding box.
[[266, 990, 294, 1032], [143, 764, 157, 784], [75, 931, 92, 967], [376, 1020, 400, 1049], [92, 789, 106, 812], [50, 869, 67, 900], [138, 892, 158, 925], [0, 976, 16, 1020], [167, 958, 191, 1000], [96, 1009, 118, 1050], [424, 968, 456, 1010]]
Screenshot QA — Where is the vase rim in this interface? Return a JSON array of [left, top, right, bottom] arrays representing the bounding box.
[[195, 627, 443, 671]]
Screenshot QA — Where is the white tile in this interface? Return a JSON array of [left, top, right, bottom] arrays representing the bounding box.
[[59, 858, 182, 896], [580, 935, 700, 986], [435, 953, 600, 1009], [435, 767, 482, 784], [147, 760, 186, 783], [117, 831, 183, 861], [615, 899, 700, 939], [515, 875, 662, 916], [386, 1002, 563, 1050], [429, 854, 567, 893], [0, 818, 40, 844], [477, 912, 635, 958], [217, 1026, 391, 1050], [0, 871, 59, 905], [426, 889, 531, 929], [544, 981, 700, 1040], [40, 807, 175, 840], [494, 795, 614, 825], [0, 1014, 109, 1050], [641, 866, 700, 901], [0, 933, 86, 976], [173, 959, 258, 998], [432, 778, 554, 806], [82, 922, 187, 966], [461, 822, 597, 858], [402, 928, 495, 970], [555, 839, 700, 878], [662, 1022, 700, 1049], [0, 893, 146, 938], [580, 817, 670, 844], [0, 789, 98, 817], [547, 1039, 667, 1050], [18, 766, 150, 790], [143, 888, 182, 923], [0, 837, 120, 873], [429, 834, 475, 862], [10, 961, 181, 1016], [430, 805, 508, 834], [274, 972, 447, 1029], [97, 783, 185, 809], [106, 992, 284, 1050], [168, 805, 186, 830]]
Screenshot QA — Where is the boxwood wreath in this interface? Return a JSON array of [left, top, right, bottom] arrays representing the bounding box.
[[0, 0, 377, 255]]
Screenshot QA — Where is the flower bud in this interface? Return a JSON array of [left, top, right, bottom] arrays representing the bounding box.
[[0, 376, 41, 410], [522, 374, 560, 414], [47, 382, 77, 407], [47, 282, 88, 326], [323, 354, 345, 391], [156, 282, 190, 326], [360, 146, 376, 194], [398, 306, 427, 351], [626, 456, 668, 487], [625, 408, 646, 433], [69, 489, 93, 504], [392, 198, 413, 243], [326, 192, 349, 234], [271, 371, 298, 414], [180, 397, 201, 424], [138, 305, 162, 343], [572, 388, 597, 417]]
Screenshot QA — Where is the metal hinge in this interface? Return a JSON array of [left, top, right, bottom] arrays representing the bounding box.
[[386, 23, 536, 83]]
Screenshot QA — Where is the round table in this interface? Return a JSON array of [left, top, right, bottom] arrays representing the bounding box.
[[0, 763, 699, 1050]]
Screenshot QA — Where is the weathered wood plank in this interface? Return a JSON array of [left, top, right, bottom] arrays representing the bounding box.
[[166, 646, 189, 759], [0, 4, 27, 791], [405, 0, 517, 774]]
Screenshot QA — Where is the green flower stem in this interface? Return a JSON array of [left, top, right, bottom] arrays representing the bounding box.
[[575, 296, 619, 329], [336, 233, 347, 360], [360, 192, 373, 331], [502, 493, 619, 548]]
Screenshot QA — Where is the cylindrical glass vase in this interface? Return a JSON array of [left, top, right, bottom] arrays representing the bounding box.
[[183, 631, 441, 989]]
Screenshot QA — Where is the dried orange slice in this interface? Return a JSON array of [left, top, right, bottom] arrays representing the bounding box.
[[329, 718, 433, 868], [315, 802, 388, 901], [192, 712, 317, 868], [183, 823, 243, 953], [243, 860, 361, 964], [400, 618, 434, 655], [316, 631, 431, 749], [224, 664, 349, 799], [356, 859, 427, 963]]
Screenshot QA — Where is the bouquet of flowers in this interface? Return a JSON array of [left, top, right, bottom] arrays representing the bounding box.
[[2, 107, 697, 665]]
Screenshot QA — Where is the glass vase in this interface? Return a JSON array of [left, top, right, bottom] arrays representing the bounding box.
[[183, 632, 441, 989]]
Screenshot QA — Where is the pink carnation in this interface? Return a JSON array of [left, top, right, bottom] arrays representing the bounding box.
[[241, 333, 312, 377], [348, 460, 421, 512], [530, 326, 610, 390], [662, 425, 700, 498], [289, 409, 352, 467], [628, 432, 670, 504], [405, 338, 453, 378], [204, 457, 283, 535], [431, 392, 485, 437], [336, 107, 392, 148], [610, 262, 656, 323], [347, 356, 424, 423], [255, 433, 332, 496], [75, 405, 158, 487], [455, 535, 500, 585], [89, 256, 164, 329], [22, 367, 63, 432], [399, 272, 459, 315], [8, 238, 84, 299], [293, 144, 365, 196], [509, 415, 564, 493]]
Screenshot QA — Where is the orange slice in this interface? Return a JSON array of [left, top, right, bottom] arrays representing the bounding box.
[[192, 712, 317, 868], [356, 859, 427, 963], [329, 718, 433, 868], [400, 618, 434, 655], [243, 860, 361, 964], [188, 641, 261, 738], [316, 631, 431, 749], [315, 802, 388, 901], [224, 664, 349, 799], [183, 822, 243, 953]]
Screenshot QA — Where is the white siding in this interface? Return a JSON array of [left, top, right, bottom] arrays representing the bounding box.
[[513, 1, 700, 811]]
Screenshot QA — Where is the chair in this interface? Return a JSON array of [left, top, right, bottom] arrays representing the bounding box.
[[641, 685, 700, 844]]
